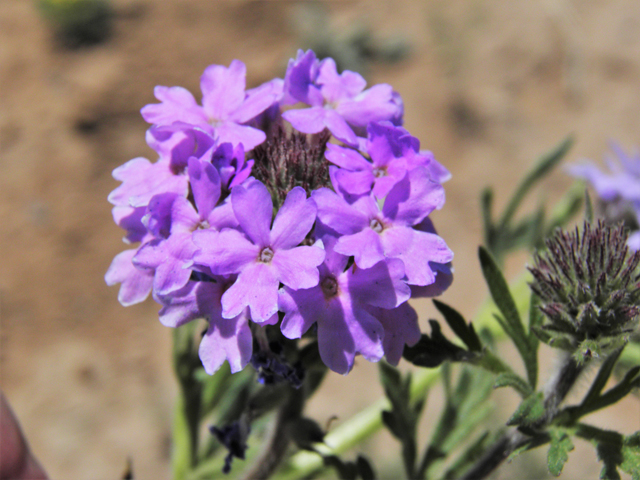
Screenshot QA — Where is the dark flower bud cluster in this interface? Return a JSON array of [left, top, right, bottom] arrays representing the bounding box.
[[250, 341, 305, 389], [529, 221, 640, 360]]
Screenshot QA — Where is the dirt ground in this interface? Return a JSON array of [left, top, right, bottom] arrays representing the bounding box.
[[1, 1, 639, 479]]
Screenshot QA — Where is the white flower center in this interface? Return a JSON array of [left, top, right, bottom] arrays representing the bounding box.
[[258, 247, 275, 263], [370, 218, 384, 233]]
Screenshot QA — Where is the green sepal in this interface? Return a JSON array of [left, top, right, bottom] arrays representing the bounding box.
[[547, 428, 574, 476], [507, 392, 545, 427]]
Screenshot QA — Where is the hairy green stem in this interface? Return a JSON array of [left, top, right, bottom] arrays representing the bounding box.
[[460, 353, 584, 480]]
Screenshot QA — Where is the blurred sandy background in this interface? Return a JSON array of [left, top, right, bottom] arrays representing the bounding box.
[[1, 0, 639, 478]]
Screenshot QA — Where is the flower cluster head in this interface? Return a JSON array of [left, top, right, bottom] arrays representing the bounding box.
[[106, 50, 453, 376], [568, 144, 640, 250], [529, 221, 640, 362]]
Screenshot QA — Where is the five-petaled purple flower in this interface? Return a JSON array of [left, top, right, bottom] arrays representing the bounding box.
[[106, 50, 454, 376]]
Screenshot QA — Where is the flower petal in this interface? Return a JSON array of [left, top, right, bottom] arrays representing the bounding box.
[[231, 181, 273, 247], [271, 246, 324, 289], [221, 262, 279, 322], [200, 310, 253, 374], [201, 60, 246, 120], [271, 187, 317, 249]]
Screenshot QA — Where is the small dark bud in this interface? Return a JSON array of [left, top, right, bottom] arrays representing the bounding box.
[[210, 419, 251, 474]]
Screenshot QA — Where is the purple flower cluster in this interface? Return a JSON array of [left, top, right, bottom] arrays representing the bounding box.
[[568, 143, 640, 250], [106, 50, 453, 375]]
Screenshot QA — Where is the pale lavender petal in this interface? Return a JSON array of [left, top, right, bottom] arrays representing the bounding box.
[[424, 154, 452, 183], [410, 262, 454, 298], [272, 246, 325, 289], [318, 234, 349, 276], [371, 174, 403, 199], [188, 157, 221, 220], [397, 231, 453, 286], [105, 249, 153, 306], [134, 233, 198, 295], [332, 169, 373, 196], [368, 303, 420, 366], [156, 280, 221, 327], [200, 311, 253, 374], [221, 262, 279, 322], [279, 286, 325, 339], [231, 79, 280, 124], [231, 181, 273, 247], [325, 143, 371, 170], [335, 228, 385, 269], [337, 84, 400, 127], [379, 225, 414, 257], [112, 206, 148, 244], [317, 300, 384, 374], [284, 49, 323, 106], [628, 231, 640, 251], [317, 58, 365, 102], [323, 110, 358, 146], [271, 187, 317, 249], [193, 229, 258, 275], [347, 258, 409, 309], [201, 60, 246, 120], [313, 188, 369, 234], [206, 200, 239, 231], [283, 107, 327, 134], [214, 122, 266, 151], [383, 168, 445, 225], [141, 86, 208, 125]]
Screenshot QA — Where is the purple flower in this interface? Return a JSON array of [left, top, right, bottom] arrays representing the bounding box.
[[568, 143, 640, 250], [282, 50, 403, 146], [278, 236, 410, 374], [193, 181, 325, 323], [155, 277, 255, 374], [568, 143, 640, 203], [133, 158, 230, 296], [141, 60, 279, 150], [327, 122, 434, 198], [313, 167, 453, 285]]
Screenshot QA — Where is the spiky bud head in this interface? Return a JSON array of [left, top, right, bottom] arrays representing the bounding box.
[[529, 221, 640, 362]]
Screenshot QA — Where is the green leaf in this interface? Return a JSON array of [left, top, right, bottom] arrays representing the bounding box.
[[547, 428, 574, 476], [527, 293, 542, 389], [493, 372, 533, 398], [433, 300, 482, 352], [479, 246, 537, 387], [379, 362, 420, 478], [290, 417, 326, 451], [580, 348, 624, 412], [507, 392, 545, 427], [498, 136, 574, 230]]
